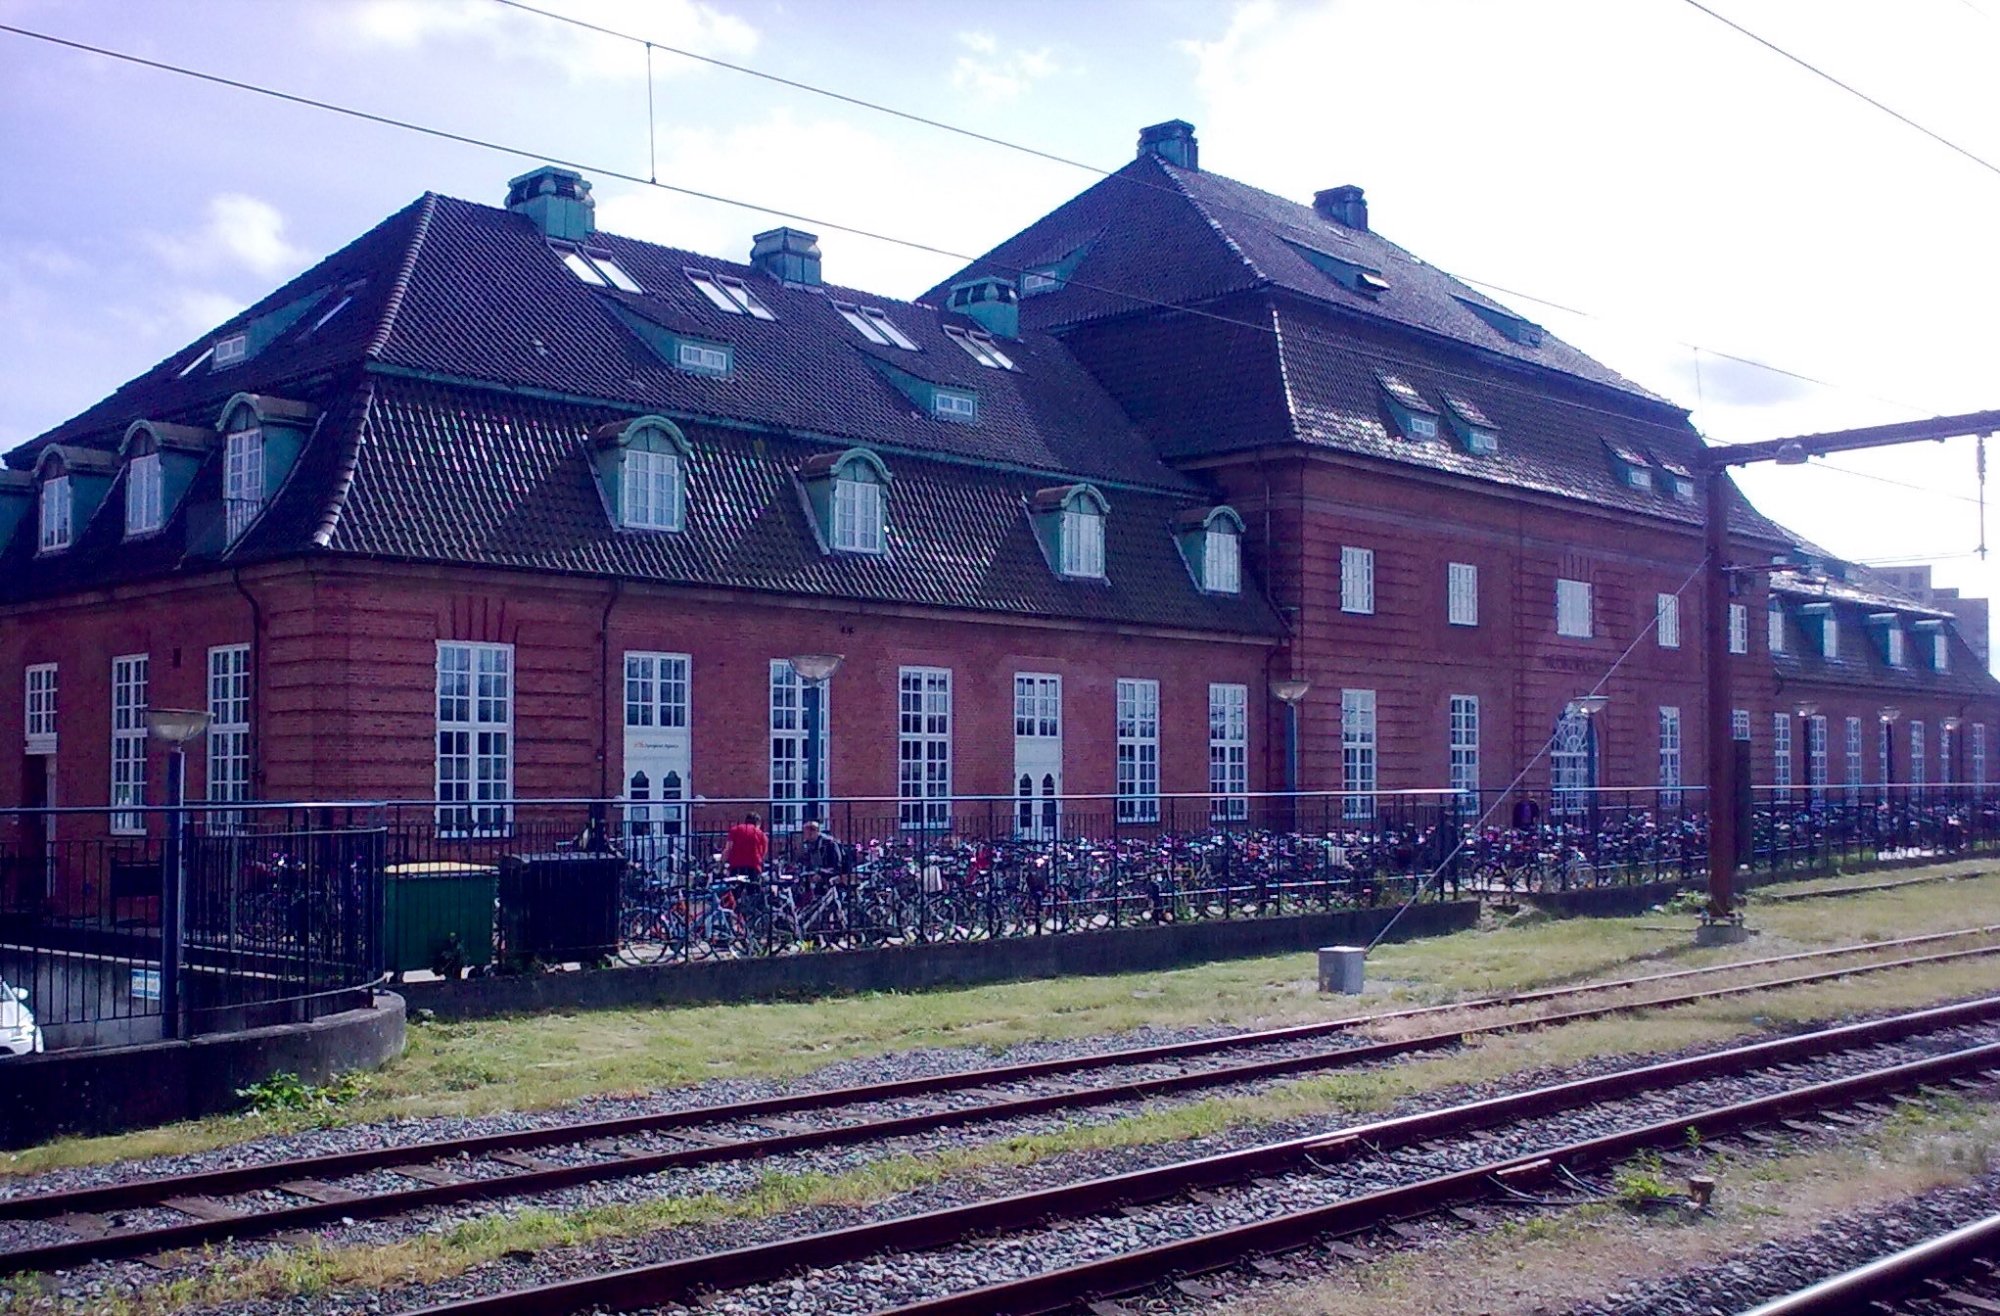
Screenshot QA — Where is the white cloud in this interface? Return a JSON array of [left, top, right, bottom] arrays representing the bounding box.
[[148, 194, 305, 280], [951, 30, 1064, 103], [333, 0, 757, 82]]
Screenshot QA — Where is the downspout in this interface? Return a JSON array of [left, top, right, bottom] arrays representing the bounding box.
[[230, 567, 265, 796], [597, 576, 624, 802]]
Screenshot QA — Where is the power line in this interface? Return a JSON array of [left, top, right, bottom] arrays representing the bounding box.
[[493, 0, 1933, 420], [1680, 0, 2000, 181], [1799, 456, 1985, 507]]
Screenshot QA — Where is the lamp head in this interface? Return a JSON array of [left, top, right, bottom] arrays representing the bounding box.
[[1566, 694, 1610, 719], [787, 653, 844, 683], [1879, 706, 1902, 725], [1774, 440, 1809, 466], [1269, 678, 1311, 706], [146, 707, 210, 747], [1793, 702, 1819, 719]]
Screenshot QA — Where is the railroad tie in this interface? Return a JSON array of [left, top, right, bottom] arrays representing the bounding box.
[[160, 1195, 242, 1222], [277, 1179, 362, 1205], [50, 1213, 108, 1240], [1933, 1289, 2000, 1314], [487, 1151, 557, 1172], [391, 1164, 463, 1187]]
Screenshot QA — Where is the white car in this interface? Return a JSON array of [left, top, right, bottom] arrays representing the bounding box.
[[0, 982, 42, 1057]]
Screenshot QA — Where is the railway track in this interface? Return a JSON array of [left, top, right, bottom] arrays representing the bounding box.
[[2, 925, 1994, 1277], [398, 995, 2000, 1316], [1742, 1209, 2000, 1315]]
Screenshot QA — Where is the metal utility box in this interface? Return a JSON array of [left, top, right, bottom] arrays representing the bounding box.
[[499, 852, 621, 963]]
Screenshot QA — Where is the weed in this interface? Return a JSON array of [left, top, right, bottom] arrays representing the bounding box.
[[1613, 1152, 1676, 1206], [234, 1072, 370, 1117]]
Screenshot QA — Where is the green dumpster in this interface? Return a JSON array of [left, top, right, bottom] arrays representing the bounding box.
[[383, 862, 497, 978]]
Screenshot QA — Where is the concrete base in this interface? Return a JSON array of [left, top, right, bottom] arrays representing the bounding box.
[[1317, 945, 1366, 994], [1695, 921, 1752, 946]]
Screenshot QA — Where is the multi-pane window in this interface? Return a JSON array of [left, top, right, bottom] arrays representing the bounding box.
[[1772, 713, 1792, 803], [685, 268, 775, 318], [1879, 722, 1892, 801], [898, 667, 952, 828], [1341, 688, 1377, 821], [206, 645, 252, 816], [1341, 546, 1375, 614], [1658, 706, 1682, 806], [38, 477, 70, 552], [620, 448, 684, 531], [832, 475, 886, 553], [1204, 527, 1240, 594], [832, 301, 918, 350], [1447, 562, 1478, 627], [1732, 708, 1751, 741], [1820, 614, 1839, 660], [1115, 678, 1161, 823], [1886, 627, 1906, 667], [1940, 724, 1954, 787], [1061, 507, 1106, 578], [1551, 710, 1592, 816], [769, 659, 830, 831], [1014, 674, 1060, 738], [1807, 715, 1828, 802], [1910, 720, 1927, 797], [942, 324, 1015, 369], [624, 653, 690, 729], [1845, 716, 1863, 801], [1556, 578, 1592, 638], [126, 453, 163, 537], [110, 654, 148, 834], [1013, 673, 1061, 839], [1974, 723, 1988, 788], [1656, 593, 1680, 649], [1728, 603, 1748, 654], [436, 642, 512, 834], [1449, 694, 1479, 809], [1768, 602, 1786, 654], [1208, 683, 1248, 820], [24, 664, 57, 752], [224, 423, 265, 542], [1934, 632, 1950, 673]]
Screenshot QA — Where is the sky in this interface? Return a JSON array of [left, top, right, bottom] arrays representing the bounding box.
[[3, 0, 1998, 644]]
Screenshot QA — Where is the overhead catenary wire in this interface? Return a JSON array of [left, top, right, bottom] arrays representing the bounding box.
[[490, 0, 1934, 420]]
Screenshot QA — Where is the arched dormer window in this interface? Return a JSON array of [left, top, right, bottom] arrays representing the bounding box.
[[591, 416, 693, 532], [1175, 506, 1244, 595], [221, 403, 265, 544], [1029, 483, 1109, 581], [32, 445, 117, 555], [123, 432, 163, 537], [117, 420, 211, 541], [799, 448, 890, 555], [39, 467, 71, 553]]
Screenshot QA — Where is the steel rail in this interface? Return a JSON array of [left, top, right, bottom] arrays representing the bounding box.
[[395, 1004, 2000, 1315], [3, 921, 1985, 1227], [4, 938, 1996, 1274], [1738, 1209, 2000, 1316]]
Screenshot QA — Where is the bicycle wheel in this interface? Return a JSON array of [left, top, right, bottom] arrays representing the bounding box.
[[617, 903, 669, 965]]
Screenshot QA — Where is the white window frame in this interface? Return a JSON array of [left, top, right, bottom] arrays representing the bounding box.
[[1728, 603, 1748, 655], [1013, 672, 1062, 839], [1405, 413, 1439, 440], [1341, 688, 1377, 821], [24, 663, 57, 755], [1772, 712, 1792, 803], [832, 474, 886, 554], [1556, 578, 1593, 638], [224, 425, 265, 543], [1449, 694, 1479, 809], [1886, 626, 1905, 667], [1732, 708, 1750, 741], [1821, 614, 1839, 660], [1934, 631, 1950, 673], [125, 452, 163, 537], [1115, 677, 1161, 823], [1447, 562, 1478, 627], [1845, 716, 1863, 802], [1769, 602, 1787, 654], [1658, 705, 1682, 806], [942, 324, 1014, 369], [1910, 719, 1927, 797], [110, 653, 148, 835], [1807, 714, 1828, 802], [1204, 527, 1240, 594], [206, 644, 252, 822], [1209, 683, 1248, 821], [624, 652, 691, 731], [933, 389, 978, 421], [769, 659, 830, 832], [1061, 507, 1106, 579], [1341, 546, 1375, 615], [686, 268, 775, 319], [1974, 723, 1988, 788], [436, 642, 513, 836], [620, 447, 685, 532], [1940, 723, 1954, 788], [899, 667, 953, 829], [676, 340, 730, 376], [38, 476, 71, 553], [1656, 593, 1680, 649], [1879, 721, 1892, 803]]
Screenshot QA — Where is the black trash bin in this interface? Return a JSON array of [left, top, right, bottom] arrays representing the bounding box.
[[498, 852, 621, 963]]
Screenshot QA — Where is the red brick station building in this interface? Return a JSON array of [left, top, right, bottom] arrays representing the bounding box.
[[3, 121, 1993, 838]]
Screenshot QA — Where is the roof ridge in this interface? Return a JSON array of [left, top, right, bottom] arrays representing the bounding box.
[[312, 373, 375, 549], [1153, 157, 1271, 283], [366, 192, 439, 362]]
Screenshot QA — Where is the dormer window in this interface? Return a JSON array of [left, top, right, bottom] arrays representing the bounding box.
[[1886, 624, 1906, 667], [38, 476, 70, 552], [125, 450, 163, 537], [943, 325, 1015, 370], [686, 269, 775, 319], [1030, 484, 1109, 581], [212, 333, 248, 369], [1286, 240, 1389, 296], [223, 413, 265, 543], [592, 416, 692, 533], [1377, 372, 1439, 441], [552, 242, 641, 292], [1934, 631, 1950, 672], [933, 388, 978, 423], [675, 339, 731, 376], [1176, 506, 1245, 595], [1769, 600, 1787, 654], [1801, 603, 1836, 659], [1605, 439, 1654, 491], [1454, 296, 1545, 347], [1442, 393, 1499, 455], [833, 301, 918, 350], [833, 471, 885, 553], [1061, 504, 1105, 578], [799, 448, 891, 556]]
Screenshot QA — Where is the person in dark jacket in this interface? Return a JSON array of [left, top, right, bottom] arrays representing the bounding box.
[[792, 819, 847, 877]]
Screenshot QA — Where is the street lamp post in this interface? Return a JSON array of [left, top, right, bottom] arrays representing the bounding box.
[[1270, 679, 1310, 830], [787, 655, 843, 824], [1795, 702, 1819, 805], [147, 707, 210, 1041]]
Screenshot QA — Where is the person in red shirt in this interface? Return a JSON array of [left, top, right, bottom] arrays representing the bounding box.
[[723, 812, 769, 878]]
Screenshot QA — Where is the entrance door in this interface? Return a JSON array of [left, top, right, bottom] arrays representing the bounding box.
[[1013, 674, 1061, 839], [17, 755, 53, 909], [622, 653, 691, 876]]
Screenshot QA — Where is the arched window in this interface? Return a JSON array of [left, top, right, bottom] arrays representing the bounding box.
[[592, 416, 692, 533], [221, 403, 265, 543], [799, 448, 891, 555], [1030, 483, 1109, 580]]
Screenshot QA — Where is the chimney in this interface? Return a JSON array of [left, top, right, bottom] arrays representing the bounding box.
[[1136, 119, 1199, 171], [505, 166, 595, 242], [1314, 185, 1368, 232], [750, 226, 822, 286], [948, 276, 1020, 339]]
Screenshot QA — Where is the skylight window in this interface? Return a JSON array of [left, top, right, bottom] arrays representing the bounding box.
[[593, 256, 642, 294], [561, 249, 607, 286], [933, 389, 978, 422], [833, 301, 918, 350], [1455, 296, 1546, 347], [686, 269, 775, 319], [1286, 240, 1389, 297], [553, 243, 642, 293], [177, 346, 214, 378], [943, 325, 1015, 370]]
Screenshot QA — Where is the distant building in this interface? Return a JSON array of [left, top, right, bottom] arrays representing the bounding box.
[[1871, 565, 1990, 671]]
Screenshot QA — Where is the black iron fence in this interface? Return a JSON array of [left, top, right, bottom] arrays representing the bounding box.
[[3, 786, 1993, 1043]]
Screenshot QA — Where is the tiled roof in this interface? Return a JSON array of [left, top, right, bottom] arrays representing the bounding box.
[[324, 376, 1281, 634]]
